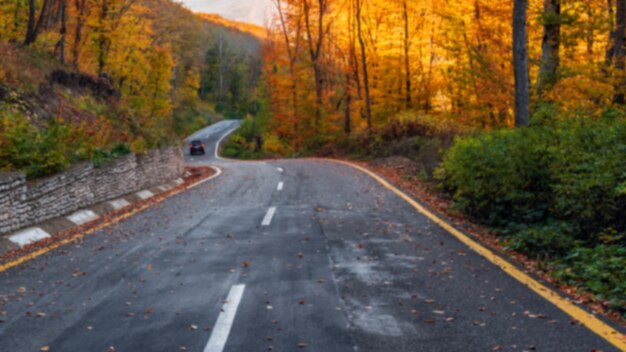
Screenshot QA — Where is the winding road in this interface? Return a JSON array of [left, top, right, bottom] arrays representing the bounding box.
[[0, 120, 623, 351]]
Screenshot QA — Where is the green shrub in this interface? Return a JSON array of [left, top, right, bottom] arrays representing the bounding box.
[[437, 127, 553, 226], [554, 245, 626, 316], [0, 112, 72, 178], [438, 118, 626, 239], [503, 221, 579, 258], [438, 118, 626, 315], [92, 143, 131, 168], [548, 120, 626, 239]]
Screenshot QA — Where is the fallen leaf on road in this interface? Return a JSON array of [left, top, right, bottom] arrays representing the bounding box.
[[35, 312, 46, 318], [190, 325, 198, 331], [40, 346, 49, 352], [297, 342, 308, 348]]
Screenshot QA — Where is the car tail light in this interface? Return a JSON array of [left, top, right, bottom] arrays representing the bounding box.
[[201, 144, 205, 148], [189, 144, 193, 148]]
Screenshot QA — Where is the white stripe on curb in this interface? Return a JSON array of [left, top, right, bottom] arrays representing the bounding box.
[[9, 227, 51, 247], [214, 127, 241, 160], [157, 185, 171, 192], [203, 284, 246, 352], [67, 210, 99, 225], [109, 199, 131, 210], [137, 190, 154, 200], [277, 182, 284, 191], [261, 207, 277, 226]]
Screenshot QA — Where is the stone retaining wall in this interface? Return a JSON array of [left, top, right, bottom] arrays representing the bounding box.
[[0, 147, 183, 235]]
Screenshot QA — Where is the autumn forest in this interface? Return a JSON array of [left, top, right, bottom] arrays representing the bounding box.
[[1, 0, 626, 322]]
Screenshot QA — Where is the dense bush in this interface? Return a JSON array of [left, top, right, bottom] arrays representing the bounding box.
[[554, 245, 626, 311], [0, 111, 129, 178], [438, 118, 626, 315], [438, 118, 626, 239]]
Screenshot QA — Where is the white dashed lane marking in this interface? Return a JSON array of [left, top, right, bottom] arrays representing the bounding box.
[[277, 182, 284, 191], [203, 284, 246, 352], [261, 207, 277, 226]]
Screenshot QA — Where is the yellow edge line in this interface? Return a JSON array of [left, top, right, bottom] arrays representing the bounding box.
[[0, 166, 222, 274], [332, 160, 626, 350]]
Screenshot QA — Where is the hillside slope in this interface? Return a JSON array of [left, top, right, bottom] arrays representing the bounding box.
[[0, 0, 263, 179]]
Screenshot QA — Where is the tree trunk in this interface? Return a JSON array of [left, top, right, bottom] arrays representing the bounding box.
[[345, 81, 352, 135], [97, 0, 110, 75], [606, 0, 616, 66], [513, 0, 530, 127], [34, 0, 52, 37], [273, 0, 301, 145], [303, 0, 327, 129], [536, 0, 561, 95], [402, 0, 412, 109], [356, 0, 372, 130], [613, 0, 626, 104], [57, 0, 67, 64], [24, 0, 37, 45], [72, 0, 87, 67]]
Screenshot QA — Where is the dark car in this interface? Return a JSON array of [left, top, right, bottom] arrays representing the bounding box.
[[189, 140, 206, 155]]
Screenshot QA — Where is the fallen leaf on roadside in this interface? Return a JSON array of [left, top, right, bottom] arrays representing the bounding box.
[[40, 346, 50, 352], [297, 342, 308, 348], [190, 325, 198, 331]]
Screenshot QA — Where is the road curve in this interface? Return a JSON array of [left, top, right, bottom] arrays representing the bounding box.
[[0, 120, 622, 351]]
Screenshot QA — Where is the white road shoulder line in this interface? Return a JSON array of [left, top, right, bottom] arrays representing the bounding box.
[[277, 182, 284, 191], [215, 127, 240, 160], [9, 227, 51, 247], [109, 199, 131, 210], [67, 210, 99, 225], [261, 207, 277, 226], [137, 190, 154, 199], [203, 284, 246, 352]]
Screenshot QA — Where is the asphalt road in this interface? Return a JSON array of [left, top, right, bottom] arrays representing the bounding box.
[[0, 120, 622, 351]]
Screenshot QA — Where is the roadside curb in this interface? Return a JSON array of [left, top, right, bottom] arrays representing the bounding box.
[[0, 166, 222, 271]]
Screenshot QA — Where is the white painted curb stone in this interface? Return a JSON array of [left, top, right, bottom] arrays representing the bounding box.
[[67, 210, 99, 225], [9, 228, 51, 247]]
